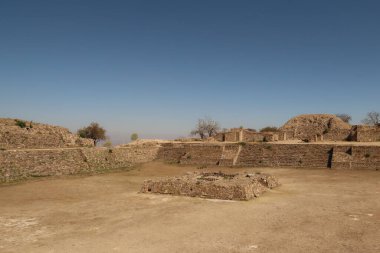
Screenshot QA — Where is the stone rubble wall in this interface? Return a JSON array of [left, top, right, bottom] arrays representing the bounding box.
[[235, 144, 333, 168], [279, 114, 352, 142], [1, 142, 379, 183], [214, 130, 279, 142], [332, 145, 380, 169], [0, 145, 160, 183], [157, 143, 380, 170], [355, 125, 380, 142], [218, 144, 240, 166], [0, 118, 94, 149]]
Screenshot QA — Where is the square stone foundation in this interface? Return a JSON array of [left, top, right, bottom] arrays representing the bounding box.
[[140, 172, 279, 201]]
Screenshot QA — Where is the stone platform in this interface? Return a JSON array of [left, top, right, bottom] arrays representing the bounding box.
[[140, 171, 279, 200]]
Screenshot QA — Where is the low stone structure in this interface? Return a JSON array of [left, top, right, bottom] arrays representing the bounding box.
[[157, 142, 380, 170], [279, 114, 352, 142], [0, 118, 93, 149], [140, 171, 279, 200], [214, 128, 278, 142], [214, 114, 380, 143], [1, 141, 380, 183], [0, 145, 160, 183], [1, 117, 380, 184], [351, 125, 380, 142]]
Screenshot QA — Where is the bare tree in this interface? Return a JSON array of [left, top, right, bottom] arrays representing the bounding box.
[[77, 122, 106, 145], [362, 111, 380, 125], [191, 117, 220, 139], [336, 113, 352, 123]]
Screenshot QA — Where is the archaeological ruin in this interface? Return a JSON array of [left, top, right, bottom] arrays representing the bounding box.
[[140, 171, 280, 200], [214, 114, 380, 143], [1, 114, 380, 183]]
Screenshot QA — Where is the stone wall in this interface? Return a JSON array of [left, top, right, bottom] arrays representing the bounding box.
[[322, 129, 352, 142], [279, 114, 352, 142], [157, 143, 380, 170], [0, 145, 159, 183], [332, 145, 380, 169], [1, 141, 379, 183], [356, 125, 380, 142], [224, 132, 241, 142], [214, 129, 278, 142], [215, 115, 380, 143], [0, 118, 94, 149]]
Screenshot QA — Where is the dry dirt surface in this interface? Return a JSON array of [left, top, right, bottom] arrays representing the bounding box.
[[0, 162, 379, 253]]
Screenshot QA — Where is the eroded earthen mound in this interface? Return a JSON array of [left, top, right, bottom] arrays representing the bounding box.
[[140, 172, 279, 200]]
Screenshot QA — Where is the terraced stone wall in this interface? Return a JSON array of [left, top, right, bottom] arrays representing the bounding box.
[[0, 118, 93, 149], [157, 143, 380, 170], [1, 142, 379, 183], [0, 145, 159, 183]]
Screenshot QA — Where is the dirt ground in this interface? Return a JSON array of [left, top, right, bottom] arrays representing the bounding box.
[[0, 162, 379, 253]]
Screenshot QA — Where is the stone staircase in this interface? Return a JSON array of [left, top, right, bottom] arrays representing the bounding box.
[[218, 144, 241, 166]]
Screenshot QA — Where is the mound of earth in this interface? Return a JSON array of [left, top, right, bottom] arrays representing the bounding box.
[[140, 172, 279, 200], [280, 114, 351, 141]]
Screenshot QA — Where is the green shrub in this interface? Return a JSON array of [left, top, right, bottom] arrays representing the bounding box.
[[103, 141, 113, 148], [365, 153, 371, 158], [260, 126, 279, 132], [15, 119, 27, 128], [131, 133, 139, 141]]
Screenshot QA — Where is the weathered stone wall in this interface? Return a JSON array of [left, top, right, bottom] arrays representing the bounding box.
[[280, 114, 352, 142], [356, 125, 380, 142], [1, 142, 379, 183], [214, 130, 278, 142], [322, 129, 352, 142], [157, 143, 380, 170], [0, 145, 159, 183], [224, 132, 240, 142], [0, 118, 93, 149], [332, 145, 380, 169]]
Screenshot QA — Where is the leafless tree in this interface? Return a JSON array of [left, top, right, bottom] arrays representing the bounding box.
[[362, 111, 380, 125], [336, 113, 352, 123], [191, 117, 220, 139]]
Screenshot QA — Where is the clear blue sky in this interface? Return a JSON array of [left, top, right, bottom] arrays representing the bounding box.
[[1, 0, 379, 143]]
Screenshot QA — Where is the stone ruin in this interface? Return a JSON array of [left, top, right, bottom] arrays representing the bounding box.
[[279, 114, 351, 142], [213, 114, 380, 143], [213, 128, 279, 142], [0, 118, 94, 149], [280, 114, 380, 142], [140, 171, 280, 200]]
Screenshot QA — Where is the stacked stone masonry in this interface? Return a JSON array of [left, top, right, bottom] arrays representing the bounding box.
[[0, 145, 160, 183], [0, 118, 93, 149], [157, 143, 380, 170], [1, 142, 379, 183]]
